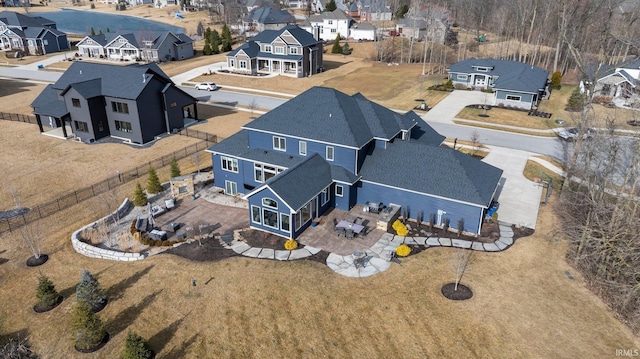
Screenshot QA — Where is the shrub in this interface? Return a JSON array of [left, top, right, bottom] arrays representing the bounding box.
[[122, 331, 153, 359], [284, 239, 298, 250], [444, 79, 454, 89], [341, 42, 351, 55], [130, 219, 138, 236], [392, 220, 409, 236], [170, 158, 181, 178], [491, 211, 498, 221], [71, 301, 106, 351], [566, 87, 585, 111], [331, 34, 342, 54], [153, 240, 162, 247], [161, 240, 172, 247], [76, 269, 107, 311], [395, 244, 411, 257], [36, 274, 60, 309]]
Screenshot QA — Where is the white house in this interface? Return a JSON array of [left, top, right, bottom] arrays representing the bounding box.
[[301, 9, 351, 41], [349, 21, 375, 41]]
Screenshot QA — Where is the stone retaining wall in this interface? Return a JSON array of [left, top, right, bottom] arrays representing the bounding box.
[[71, 198, 147, 262]]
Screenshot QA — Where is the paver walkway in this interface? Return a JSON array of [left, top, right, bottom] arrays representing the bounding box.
[[218, 222, 516, 278]]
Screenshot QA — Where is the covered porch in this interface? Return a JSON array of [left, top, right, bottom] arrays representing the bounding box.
[[257, 58, 302, 77]]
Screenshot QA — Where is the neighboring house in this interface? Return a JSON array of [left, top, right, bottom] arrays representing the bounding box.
[[245, 0, 273, 12], [348, 0, 392, 21], [77, 31, 194, 62], [397, 6, 454, 44], [226, 25, 323, 77], [349, 21, 376, 41], [593, 57, 640, 108], [287, 0, 308, 9], [207, 86, 503, 239], [0, 11, 69, 55], [243, 6, 296, 38], [311, 0, 347, 13], [31, 62, 197, 144], [448, 58, 549, 110], [301, 9, 351, 41]]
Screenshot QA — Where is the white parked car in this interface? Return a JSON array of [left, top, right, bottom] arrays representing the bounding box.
[[195, 82, 218, 91], [557, 127, 595, 141]]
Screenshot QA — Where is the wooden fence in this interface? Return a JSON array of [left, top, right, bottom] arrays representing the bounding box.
[[0, 112, 38, 125]]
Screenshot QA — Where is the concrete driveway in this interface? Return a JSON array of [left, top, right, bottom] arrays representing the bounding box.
[[423, 90, 489, 124], [482, 146, 543, 229]]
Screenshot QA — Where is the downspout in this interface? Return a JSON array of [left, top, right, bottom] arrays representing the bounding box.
[[160, 82, 170, 134]]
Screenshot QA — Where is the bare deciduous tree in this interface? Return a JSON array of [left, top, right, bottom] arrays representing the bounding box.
[[451, 248, 474, 291]]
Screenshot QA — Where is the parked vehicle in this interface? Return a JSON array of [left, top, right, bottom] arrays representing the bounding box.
[[195, 82, 218, 91], [557, 127, 595, 141]]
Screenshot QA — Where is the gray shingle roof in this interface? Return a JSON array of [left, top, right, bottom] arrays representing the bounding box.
[[448, 58, 549, 94], [31, 84, 69, 118], [252, 24, 320, 46], [264, 153, 333, 211], [0, 11, 56, 28], [358, 140, 503, 207], [52, 62, 172, 100], [244, 87, 422, 148], [227, 41, 261, 58], [244, 6, 295, 24]]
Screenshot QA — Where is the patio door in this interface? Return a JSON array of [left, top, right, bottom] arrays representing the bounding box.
[[311, 198, 318, 219], [474, 75, 486, 87], [437, 209, 446, 226]]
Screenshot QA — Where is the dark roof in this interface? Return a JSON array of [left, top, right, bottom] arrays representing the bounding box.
[[251, 24, 320, 47], [52, 62, 172, 100], [409, 122, 446, 145], [359, 140, 503, 207], [308, 9, 351, 21], [30, 84, 68, 118], [264, 153, 333, 211], [448, 58, 549, 94], [63, 78, 103, 99], [244, 87, 422, 148], [101, 31, 192, 50], [0, 11, 56, 28], [227, 41, 261, 58], [244, 6, 295, 24]]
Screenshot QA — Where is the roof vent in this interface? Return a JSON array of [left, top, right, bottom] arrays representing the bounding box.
[[79, 70, 82, 75], [329, 113, 332, 118], [142, 74, 146, 83]]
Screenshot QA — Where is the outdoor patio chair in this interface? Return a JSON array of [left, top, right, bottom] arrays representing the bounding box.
[[335, 227, 346, 237], [354, 217, 364, 225], [345, 228, 355, 239]]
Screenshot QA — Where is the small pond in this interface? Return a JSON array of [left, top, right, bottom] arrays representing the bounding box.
[[29, 8, 184, 35]]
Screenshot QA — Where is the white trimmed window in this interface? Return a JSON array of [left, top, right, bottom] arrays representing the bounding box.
[[262, 198, 278, 209], [457, 74, 468, 80], [326, 146, 334, 161], [229, 59, 235, 67], [299, 141, 307, 155], [280, 213, 290, 232], [221, 156, 238, 172], [273, 136, 286, 151], [263, 208, 278, 229], [275, 46, 284, 54], [290, 47, 299, 54], [239, 60, 247, 69], [225, 180, 237, 195], [264, 45, 272, 52], [251, 205, 261, 224], [335, 185, 344, 197], [321, 187, 330, 205], [331, 29, 337, 33], [506, 95, 521, 101]]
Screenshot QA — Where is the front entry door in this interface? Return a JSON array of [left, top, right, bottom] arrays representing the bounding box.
[[474, 75, 486, 87]]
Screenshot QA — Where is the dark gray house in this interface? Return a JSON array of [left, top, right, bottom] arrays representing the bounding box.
[[447, 58, 549, 110], [207, 86, 503, 239], [243, 6, 296, 38], [0, 11, 69, 55], [31, 62, 197, 144], [76, 31, 194, 62]]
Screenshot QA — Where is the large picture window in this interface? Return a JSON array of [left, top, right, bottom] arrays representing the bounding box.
[[275, 46, 284, 54], [457, 74, 468, 80], [221, 156, 238, 172], [114, 120, 132, 133], [254, 163, 284, 182], [273, 136, 286, 151], [506, 95, 521, 101], [263, 209, 278, 229]]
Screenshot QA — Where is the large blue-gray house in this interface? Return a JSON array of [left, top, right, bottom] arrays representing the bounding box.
[[447, 58, 549, 110], [31, 62, 197, 144], [207, 87, 503, 239]]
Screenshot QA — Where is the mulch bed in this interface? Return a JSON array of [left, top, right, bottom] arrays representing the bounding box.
[[441, 283, 473, 300], [406, 221, 534, 244], [26, 254, 48, 267], [74, 332, 109, 353], [33, 295, 63, 313]]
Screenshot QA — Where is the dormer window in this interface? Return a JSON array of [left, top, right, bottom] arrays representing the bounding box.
[[476, 66, 490, 72], [275, 46, 284, 54], [290, 47, 298, 54], [264, 45, 272, 52]]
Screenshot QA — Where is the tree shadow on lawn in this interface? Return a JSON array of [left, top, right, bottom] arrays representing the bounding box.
[[106, 290, 162, 338], [107, 265, 155, 302], [0, 258, 8, 266], [148, 311, 191, 355], [160, 333, 199, 359]]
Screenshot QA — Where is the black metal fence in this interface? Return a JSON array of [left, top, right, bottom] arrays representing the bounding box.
[[0, 112, 37, 125], [0, 138, 218, 236]]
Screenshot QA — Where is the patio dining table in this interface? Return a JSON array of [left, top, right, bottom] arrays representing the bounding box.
[[336, 220, 365, 234]]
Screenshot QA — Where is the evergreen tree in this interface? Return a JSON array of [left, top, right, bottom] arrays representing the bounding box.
[[76, 269, 107, 312], [202, 39, 212, 55], [170, 158, 181, 178], [210, 30, 221, 54], [331, 34, 342, 53], [106, 27, 111, 33], [341, 42, 351, 55], [146, 167, 162, 194], [133, 182, 148, 207], [550, 71, 562, 90], [35, 274, 59, 309], [566, 87, 585, 111], [394, 3, 408, 19], [196, 21, 204, 37], [72, 301, 107, 351], [122, 331, 154, 359], [98, 29, 103, 35], [221, 24, 232, 52], [90, 27, 95, 36], [324, 0, 336, 12]]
